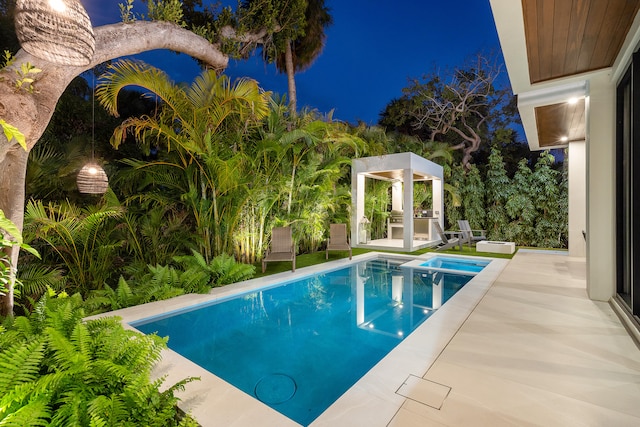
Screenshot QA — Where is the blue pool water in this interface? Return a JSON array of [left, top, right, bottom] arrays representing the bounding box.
[[132, 257, 474, 426], [420, 256, 490, 273]]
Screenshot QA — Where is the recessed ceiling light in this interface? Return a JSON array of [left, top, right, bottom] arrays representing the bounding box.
[[560, 136, 569, 142], [568, 97, 579, 105]]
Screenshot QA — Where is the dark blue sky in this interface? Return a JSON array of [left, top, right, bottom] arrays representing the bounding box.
[[85, 1, 504, 125]]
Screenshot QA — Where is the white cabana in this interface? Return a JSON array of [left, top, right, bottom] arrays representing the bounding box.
[[351, 152, 444, 252]]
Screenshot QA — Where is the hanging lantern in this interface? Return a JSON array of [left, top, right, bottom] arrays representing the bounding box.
[[77, 163, 108, 194], [14, 0, 95, 66]]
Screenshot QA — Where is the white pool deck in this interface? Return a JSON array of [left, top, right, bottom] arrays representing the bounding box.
[[89, 251, 640, 426]]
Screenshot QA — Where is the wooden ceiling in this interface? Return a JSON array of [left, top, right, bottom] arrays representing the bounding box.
[[522, 0, 640, 84], [364, 171, 433, 181], [521, 0, 640, 148], [535, 98, 586, 146]]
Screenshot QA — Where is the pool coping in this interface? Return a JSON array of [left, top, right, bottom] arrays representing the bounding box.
[[85, 252, 509, 427]]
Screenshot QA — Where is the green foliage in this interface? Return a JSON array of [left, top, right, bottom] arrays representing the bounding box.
[[239, 0, 307, 62], [85, 268, 185, 314], [118, 206, 192, 269], [505, 158, 536, 244], [14, 61, 42, 93], [14, 264, 66, 312], [0, 119, 26, 150], [444, 166, 464, 230], [364, 179, 391, 240], [2, 49, 15, 69], [174, 250, 256, 289], [0, 210, 38, 256], [462, 164, 486, 230], [484, 147, 512, 240], [97, 59, 271, 260], [413, 181, 433, 213], [23, 198, 124, 295], [1, 210, 40, 301], [0, 292, 198, 426], [119, 0, 137, 23], [85, 276, 138, 313], [531, 151, 564, 247], [147, 0, 186, 27]]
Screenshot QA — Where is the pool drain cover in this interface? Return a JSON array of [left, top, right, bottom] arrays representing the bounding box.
[[254, 373, 297, 404]]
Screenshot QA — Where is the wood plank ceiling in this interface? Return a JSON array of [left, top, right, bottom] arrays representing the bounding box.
[[521, 0, 640, 147]]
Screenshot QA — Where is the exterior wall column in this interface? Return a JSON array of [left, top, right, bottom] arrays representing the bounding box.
[[391, 181, 403, 211], [568, 141, 587, 257], [403, 169, 414, 250], [432, 178, 444, 233], [352, 172, 366, 245], [586, 72, 616, 301]]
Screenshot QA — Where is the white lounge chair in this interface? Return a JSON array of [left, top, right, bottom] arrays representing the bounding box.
[[433, 222, 462, 251], [457, 220, 487, 247]]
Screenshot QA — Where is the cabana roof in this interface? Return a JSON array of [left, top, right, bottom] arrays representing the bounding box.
[[352, 152, 443, 182]]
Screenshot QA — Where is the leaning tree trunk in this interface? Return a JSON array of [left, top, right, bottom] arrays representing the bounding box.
[[0, 21, 231, 316]]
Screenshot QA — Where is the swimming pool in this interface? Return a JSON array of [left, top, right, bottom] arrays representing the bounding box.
[[418, 255, 491, 273], [131, 257, 474, 426]]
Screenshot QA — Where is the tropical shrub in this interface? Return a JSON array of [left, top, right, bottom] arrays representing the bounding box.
[[531, 151, 565, 247], [462, 164, 486, 230], [173, 250, 256, 290], [23, 197, 125, 295], [364, 178, 391, 240], [0, 291, 198, 426], [1, 209, 40, 306], [484, 146, 512, 240], [505, 158, 536, 245]]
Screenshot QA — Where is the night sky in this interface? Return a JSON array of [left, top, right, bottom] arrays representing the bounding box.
[[84, 0, 504, 125]]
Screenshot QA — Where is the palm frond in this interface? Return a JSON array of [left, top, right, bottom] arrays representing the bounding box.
[[97, 60, 187, 119], [16, 264, 66, 298]]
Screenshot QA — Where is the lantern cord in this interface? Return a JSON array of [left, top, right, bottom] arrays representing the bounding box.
[[91, 73, 95, 160]]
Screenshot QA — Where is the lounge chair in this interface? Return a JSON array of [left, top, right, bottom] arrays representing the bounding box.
[[433, 222, 462, 251], [457, 220, 487, 247], [262, 226, 296, 273], [326, 223, 352, 260]]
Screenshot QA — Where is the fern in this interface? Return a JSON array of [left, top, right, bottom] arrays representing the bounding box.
[[87, 395, 128, 426], [0, 339, 45, 390], [85, 277, 140, 314], [173, 250, 255, 291], [0, 399, 51, 426], [210, 253, 255, 286], [0, 291, 199, 425]]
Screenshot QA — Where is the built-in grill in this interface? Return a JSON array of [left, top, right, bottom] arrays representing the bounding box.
[[389, 210, 403, 223]]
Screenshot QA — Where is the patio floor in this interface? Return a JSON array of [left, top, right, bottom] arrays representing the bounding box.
[[386, 250, 640, 427]]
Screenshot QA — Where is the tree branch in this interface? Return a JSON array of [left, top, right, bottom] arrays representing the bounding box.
[[93, 21, 229, 71]]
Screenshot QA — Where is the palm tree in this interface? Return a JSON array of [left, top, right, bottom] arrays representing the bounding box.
[[97, 60, 271, 260], [242, 0, 332, 115], [23, 197, 124, 295], [276, 0, 333, 114]]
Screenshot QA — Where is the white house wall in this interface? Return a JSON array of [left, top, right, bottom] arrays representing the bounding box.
[[586, 72, 617, 301], [568, 141, 586, 258], [488, 0, 640, 302]]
